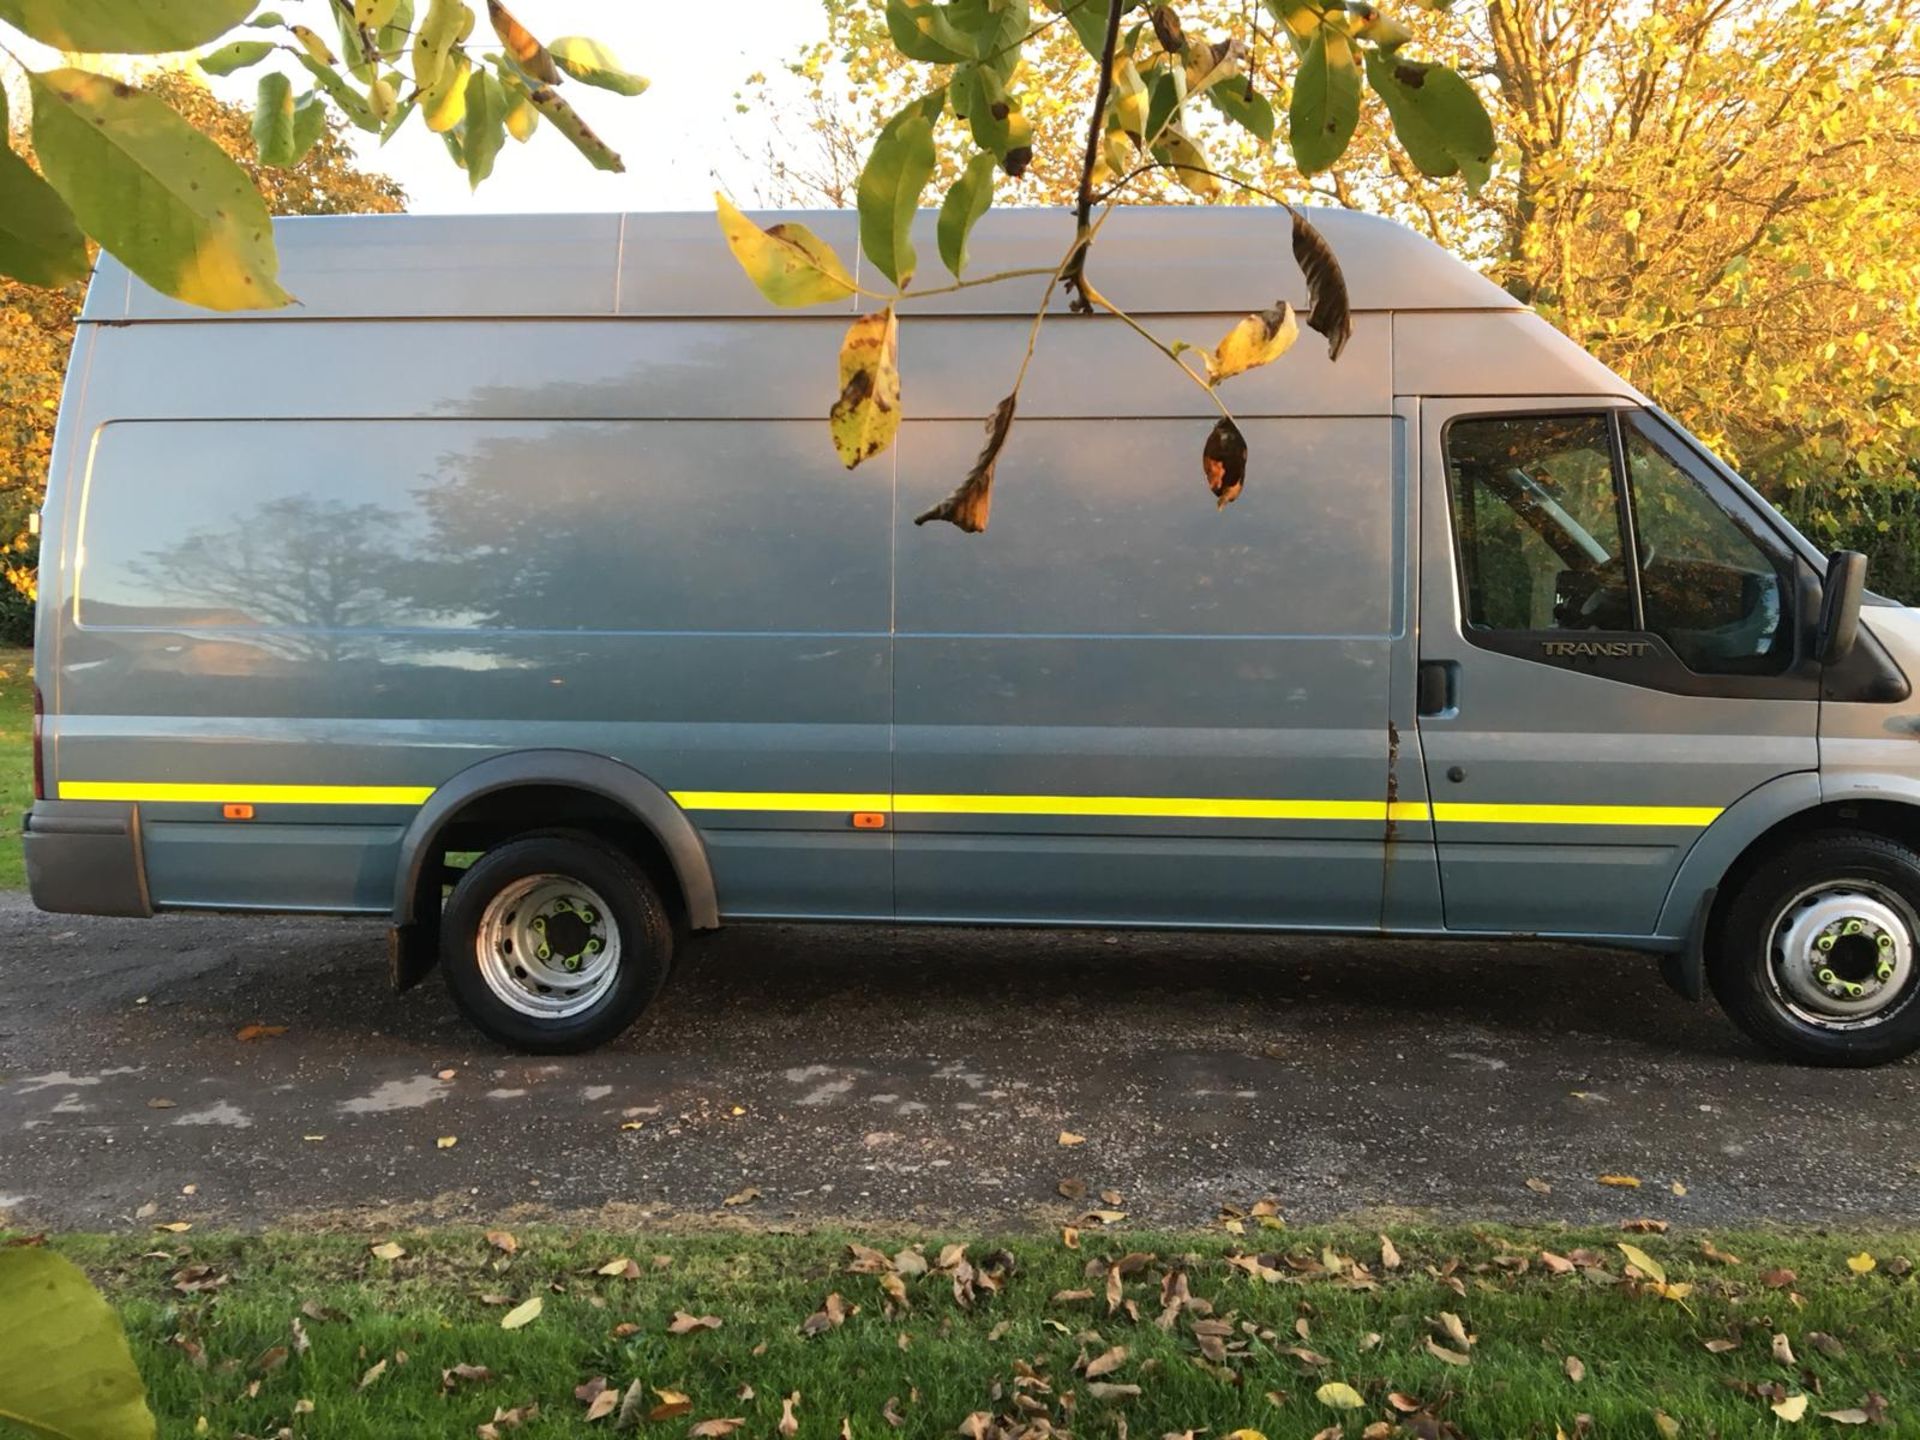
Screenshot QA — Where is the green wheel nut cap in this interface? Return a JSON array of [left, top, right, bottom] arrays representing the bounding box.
[[1819, 968, 1838, 985], [536, 944, 550, 960], [1845, 919, 1864, 935], [1848, 983, 1865, 997], [1818, 935, 1835, 951], [1880, 933, 1895, 950]]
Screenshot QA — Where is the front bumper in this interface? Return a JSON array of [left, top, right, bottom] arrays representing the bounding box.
[[22, 800, 153, 917]]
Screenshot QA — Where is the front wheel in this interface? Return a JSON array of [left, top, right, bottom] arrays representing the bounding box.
[[1709, 832, 1920, 1067], [440, 833, 672, 1053]]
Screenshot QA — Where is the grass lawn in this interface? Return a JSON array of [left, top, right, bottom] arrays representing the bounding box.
[[0, 644, 31, 889], [28, 1222, 1920, 1438]]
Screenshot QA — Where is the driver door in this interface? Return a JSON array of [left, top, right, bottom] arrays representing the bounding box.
[[1414, 398, 1819, 936]]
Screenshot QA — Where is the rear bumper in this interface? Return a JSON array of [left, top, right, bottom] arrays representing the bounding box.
[[22, 800, 153, 917]]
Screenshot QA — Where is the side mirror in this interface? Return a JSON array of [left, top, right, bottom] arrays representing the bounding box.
[[1817, 550, 1868, 665]]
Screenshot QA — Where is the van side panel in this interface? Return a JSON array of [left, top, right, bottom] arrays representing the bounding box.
[[892, 376, 1402, 929], [51, 346, 894, 917]]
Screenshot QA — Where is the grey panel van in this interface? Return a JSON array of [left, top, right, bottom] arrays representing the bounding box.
[[23, 206, 1920, 1064]]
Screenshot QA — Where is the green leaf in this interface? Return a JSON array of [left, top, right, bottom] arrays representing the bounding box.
[[334, 2, 376, 82], [1365, 53, 1494, 190], [29, 68, 290, 310], [715, 192, 855, 307], [937, 151, 996, 279], [247, 10, 287, 26], [251, 70, 296, 166], [0, 144, 89, 287], [0, 1247, 156, 1440], [548, 35, 649, 95], [1288, 25, 1359, 174], [858, 105, 938, 291], [0, 0, 253, 52], [526, 86, 624, 172], [885, 0, 975, 63], [294, 50, 379, 130], [1057, 0, 1113, 57], [199, 39, 276, 76], [462, 67, 507, 188], [1206, 79, 1274, 143], [291, 91, 330, 162], [412, 0, 467, 90], [829, 306, 902, 469]]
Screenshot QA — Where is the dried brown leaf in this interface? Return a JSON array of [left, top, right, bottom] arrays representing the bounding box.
[[916, 394, 1016, 534]]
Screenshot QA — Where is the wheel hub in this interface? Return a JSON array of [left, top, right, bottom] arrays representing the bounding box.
[[1773, 885, 1914, 1023], [476, 874, 619, 1019]]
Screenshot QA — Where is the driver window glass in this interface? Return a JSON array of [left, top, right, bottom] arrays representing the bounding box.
[[1624, 419, 1788, 674], [1445, 414, 1629, 632]]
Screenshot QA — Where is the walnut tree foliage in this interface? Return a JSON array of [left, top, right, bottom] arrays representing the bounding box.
[[762, 0, 1920, 567]]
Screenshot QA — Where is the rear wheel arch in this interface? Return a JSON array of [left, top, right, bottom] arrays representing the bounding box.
[[392, 751, 720, 939]]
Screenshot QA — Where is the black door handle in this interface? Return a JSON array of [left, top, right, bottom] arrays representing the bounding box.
[[1417, 661, 1458, 717]]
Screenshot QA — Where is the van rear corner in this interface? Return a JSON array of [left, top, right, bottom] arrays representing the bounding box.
[[22, 798, 153, 918]]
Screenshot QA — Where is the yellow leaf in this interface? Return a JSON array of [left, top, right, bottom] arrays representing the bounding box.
[[1316, 1382, 1365, 1409], [500, 1296, 543, 1330], [715, 193, 855, 308], [1059, 1131, 1087, 1147], [1654, 1411, 1680, 1439], [154, 1221, 192, 1233], [597, 1257, 633, 1276], [1847, 1251, 1877, 1274], [1617, 1243, 1667, 1286], [828, 307, 901, 469], [1207, 303, 1299, 383], [437, 1136, 457, 1149], [1224, 1432, 1269, 1440], [1773, 1394, 1809, 1423], [1598, 1174, 1641, 1188], [369, 1241, 405, 1260]]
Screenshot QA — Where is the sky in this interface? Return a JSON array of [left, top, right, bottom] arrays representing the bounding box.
[[4, 0, 834, 213]]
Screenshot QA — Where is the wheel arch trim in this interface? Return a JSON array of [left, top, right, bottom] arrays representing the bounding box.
[[391, 750, 720, 931]]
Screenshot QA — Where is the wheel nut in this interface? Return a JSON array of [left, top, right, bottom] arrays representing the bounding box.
[[1818, 934, 1836, 951], [580, 909, 597, 925], [586, 939, 602, 955], [1845, 919, 1865, 935], [536, 944, 551, 961], [1879, 960, 1896, 982], [1880, 933, 1895, 951], [1818, 968, 1839, 986], [1847, 982, 1865, 998]]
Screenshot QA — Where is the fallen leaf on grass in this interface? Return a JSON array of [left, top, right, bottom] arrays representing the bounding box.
[[650, 1389, 693, 1422], [359, 1359, 388, 1390], [599, 1257, 642, 1279], [1699, 1240, 1741, 1265], [779, 1394, 800, 1437], [689, 1419, 746, 1437], [487, 1231, 517, 1255], [1806, 1332, 1846, 1359], [1379, 1234, 1402, 1270], [1540, 1251, 1575, 1275], [478, 1403, 539, 1437], [154, 1222, 192, 1234], [1772, 1394, 1809, 1422], [1703, 1337, 1740, 1353], [1564, 1355, 1584, 1383], [255, 1344, 289, 1375], [1621, 1218, 1669, 1234], [1847, 1252, 1877, 1274], [1087, 1382, 1141, 1401], [1424, 1338, 1471, 1366], [1085, 1345, 1127, 1379], [370, 1241, 406, 1261], [585, 1387, 620, 1422], [236, 1023, 288, 1041], [669, 1311, 723, 1334], [1062, 1227, 1080, 1250], [301, 1299, 346, 1323], [802, 1293, 852, 1336], [443, 1364, 494, 1392], [1761, 1268, 1797, 1288], [1772, 1333, 1796, 1366], [500, 1296, 543, 1330], [723, 1187, 760, 1207], [1653, 1411, 1680, 1439], [1617, 1243, 1667, 1285], [1821, 1409, 1873, 1425], [1597, 1174, 1641, 1188], [1317, 1381, 1365, 1409]]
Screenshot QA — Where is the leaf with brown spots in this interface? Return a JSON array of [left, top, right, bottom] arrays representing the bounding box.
[[1202, 416, 1248, 509], [829, 308, 901, 469], [1290, 208, 1351, 360]]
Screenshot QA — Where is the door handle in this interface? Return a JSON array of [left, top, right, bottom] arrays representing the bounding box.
[[1417, 661, 1458, 717]]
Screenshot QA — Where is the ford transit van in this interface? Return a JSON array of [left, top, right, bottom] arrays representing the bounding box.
[[23, 206, 1920, 1064]]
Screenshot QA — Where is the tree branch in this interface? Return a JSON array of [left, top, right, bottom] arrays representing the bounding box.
[[1061, 0, 1125, 313]]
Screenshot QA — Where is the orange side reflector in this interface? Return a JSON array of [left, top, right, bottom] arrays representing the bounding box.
[[851, 811, 887, 830], [222, 803, 255, 820]]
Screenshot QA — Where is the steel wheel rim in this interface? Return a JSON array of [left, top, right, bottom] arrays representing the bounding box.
[[1766, 878, 1919, 1031], [475, 873, 620, 1019]]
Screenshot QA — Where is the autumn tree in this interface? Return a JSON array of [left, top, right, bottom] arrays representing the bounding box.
[[761, 0, 1920, 575], [0, 69, 405, 642]]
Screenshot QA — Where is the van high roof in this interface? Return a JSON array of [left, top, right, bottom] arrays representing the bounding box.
[[80, 205, 1525, 324]]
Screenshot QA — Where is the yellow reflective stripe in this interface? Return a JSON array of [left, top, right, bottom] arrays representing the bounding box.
[[53, 785, 1722, 829], [1430, 802, 1721, 828], [671, 790, 892, 813], [59, 781, 435, 805], [891, 794, 1390, 821]]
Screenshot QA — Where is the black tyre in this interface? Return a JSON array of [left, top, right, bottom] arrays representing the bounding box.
[[1709, 832, 1920, 1067], [440, 832, 672, 1053]]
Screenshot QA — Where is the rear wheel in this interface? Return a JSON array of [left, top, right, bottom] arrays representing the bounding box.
[[1709, 832, 1920, 1067], [440, 832, 671, 1053]]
